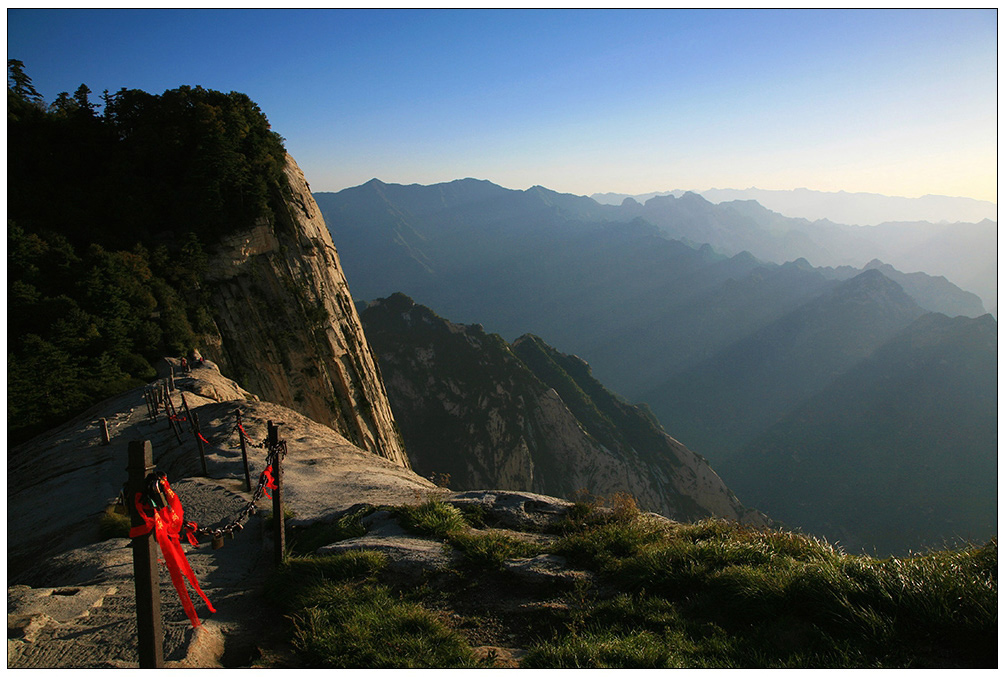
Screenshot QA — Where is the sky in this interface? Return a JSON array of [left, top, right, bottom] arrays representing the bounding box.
[[7, 8, 999, 201]]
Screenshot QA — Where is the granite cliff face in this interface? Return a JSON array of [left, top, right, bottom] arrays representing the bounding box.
[[360, 293, 764, 525], [198, 155, 408, 467]]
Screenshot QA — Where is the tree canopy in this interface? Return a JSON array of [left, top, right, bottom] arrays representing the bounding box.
[[7, 62, 290, 444]]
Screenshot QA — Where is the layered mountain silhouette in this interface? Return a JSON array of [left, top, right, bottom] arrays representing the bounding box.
[[592, 188, 997, 314], [591, 187, 997, 226], [317, 178, 997, 555], [645, 269, 927, 464], [359, 293, 764, 525]]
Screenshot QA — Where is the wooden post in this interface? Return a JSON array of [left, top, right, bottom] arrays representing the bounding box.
[[126, 440, 164, 669], [167, 364, 175, 393], [192, 411, 209, 477], [180, 393, 194, 434], [99, 418, 111, 445], [269, 421, 285, 565], [165, 395, 182, 444], [237, 411, 252, 492]]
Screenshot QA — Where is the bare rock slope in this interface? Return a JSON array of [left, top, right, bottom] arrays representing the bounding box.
[[8, 361, 442, 668], [200, 154, 407, 467]]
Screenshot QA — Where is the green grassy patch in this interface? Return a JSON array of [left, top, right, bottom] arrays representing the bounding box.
[[448, 530, 540, 570], [98, 506, 132, 540], [394, 499, 468, 538], [543, 517, 996, 668], [265, 504, 996, 669], [287, 506, 374, 555], [266, 551, 480, 668], [289, 583, 479, 668]]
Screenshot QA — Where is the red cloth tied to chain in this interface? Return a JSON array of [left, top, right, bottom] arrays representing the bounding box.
[[262, 465, 277, 500], [130, 480, 216, 628]]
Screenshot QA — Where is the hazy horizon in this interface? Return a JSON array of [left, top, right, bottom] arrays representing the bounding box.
[[323, 175, 999, 205], [8, 9, 998, 202]]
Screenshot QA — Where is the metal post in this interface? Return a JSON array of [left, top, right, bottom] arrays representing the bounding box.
[[99, 418, 111, 445], [237, 411, 252, 492], [192, 411, 209, 477], [126, 440, 164, 669], [269, 421, 285, 565]]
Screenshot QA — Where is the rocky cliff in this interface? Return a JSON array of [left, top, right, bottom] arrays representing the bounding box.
[[199, 155, 408, 467], [360, 293, 765, 525]]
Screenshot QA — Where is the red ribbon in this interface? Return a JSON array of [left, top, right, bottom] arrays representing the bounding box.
[[130, 480, 216, 628], [197, 432, 211, 445], [262, 465, 277, 500]]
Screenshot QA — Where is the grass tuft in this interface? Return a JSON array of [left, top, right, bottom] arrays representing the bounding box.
[[99, 506, 132, 540], [267, 550, 479, 668], [289, 583, 480, 668], [523, 629, 689, 668], [288, 506, 374, 555], [394, 499, 468, 538], [266, 551, 388, 612], [448, 530, 540, 570]]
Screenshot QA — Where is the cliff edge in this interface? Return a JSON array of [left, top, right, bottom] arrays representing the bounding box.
[[200, 155, 407, 467]]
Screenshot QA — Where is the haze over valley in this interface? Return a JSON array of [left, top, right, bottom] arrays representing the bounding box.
[[316, 176, 996, 556]]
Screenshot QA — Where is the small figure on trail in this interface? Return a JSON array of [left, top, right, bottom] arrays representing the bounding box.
[[181, 357, 189, 373]]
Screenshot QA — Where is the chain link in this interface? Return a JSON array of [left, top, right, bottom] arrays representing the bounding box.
[[189, 423, 287, 541]]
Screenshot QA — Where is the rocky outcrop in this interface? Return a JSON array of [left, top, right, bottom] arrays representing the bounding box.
[[200, 155, 407, 467], [7, 361, 443, 668], [360, 294, 765, 525]]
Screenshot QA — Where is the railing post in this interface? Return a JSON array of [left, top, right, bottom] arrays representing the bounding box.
[[192, 411, 209, 477], [99, 418, 111, 445], [237, 411, 252, 492], [269, 420, 285, 565], [126, 440, 164, 669], [180, 393, 194, 434], [164, 393, 182, 444]]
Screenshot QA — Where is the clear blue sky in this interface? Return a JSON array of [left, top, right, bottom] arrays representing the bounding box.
[[7, 9, 998, 200]]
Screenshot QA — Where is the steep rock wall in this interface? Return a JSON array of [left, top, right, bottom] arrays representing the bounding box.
[[201, 154, 408, 467]]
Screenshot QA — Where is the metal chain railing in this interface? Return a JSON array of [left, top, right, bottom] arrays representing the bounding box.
[[186, 420, 287, 546]]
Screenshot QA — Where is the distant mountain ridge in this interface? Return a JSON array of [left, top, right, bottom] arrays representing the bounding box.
[[590, 187, 996, 315], [323, 178, 994, 315], [316, 177, 997, 555], [591, 186, 997, 226]]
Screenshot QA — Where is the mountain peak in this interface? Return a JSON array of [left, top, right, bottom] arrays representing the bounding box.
[[832, 268, 921, 313], [679, 191, 710, 204]]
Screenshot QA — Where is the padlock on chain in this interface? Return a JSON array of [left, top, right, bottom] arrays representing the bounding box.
[[211, 531, 224, 550]]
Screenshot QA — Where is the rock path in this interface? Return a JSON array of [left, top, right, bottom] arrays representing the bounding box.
[[7, 361, 441, 668]]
